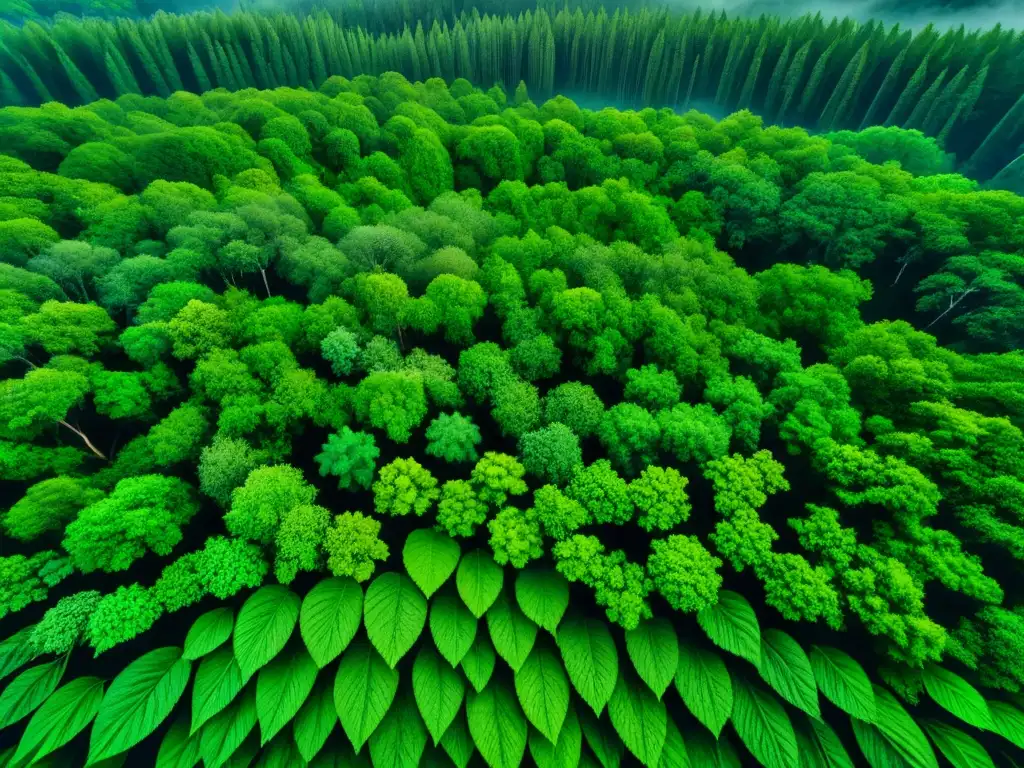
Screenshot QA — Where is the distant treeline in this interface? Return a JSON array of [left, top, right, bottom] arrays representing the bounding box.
[[1, 3, 1022, 179]]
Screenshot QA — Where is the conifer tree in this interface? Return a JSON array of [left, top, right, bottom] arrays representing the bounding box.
[[859, 46, 907, 129], [884, 54, 930, 126], [776, 40, 811, 124], [905, 66, 948, 130], [762, 38, 791, 118]]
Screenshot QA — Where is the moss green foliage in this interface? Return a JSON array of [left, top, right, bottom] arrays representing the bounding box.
[[314, 427, 379, 490]]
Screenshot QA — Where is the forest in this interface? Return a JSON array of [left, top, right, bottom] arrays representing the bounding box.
[[0, 0, 1023, 763]]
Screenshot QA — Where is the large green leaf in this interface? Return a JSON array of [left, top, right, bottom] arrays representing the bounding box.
[[579, 706, 624, 768], [183, 608, 235, 661], [0, 656, 66, 730], [659, 718, 690, 768], [88, 648, 190, 765], [233, 586, 300, 682], [921, 664, 993, 731], [364, 572, 427, 668], [529, 705, 581, 768], [923, 721, 994, 768], [460, 632, 496, 693], [990, 701, 1024, 749], [253, 731, 304, 768], [413, 646, 465, 745], [333, 641, 398, 753], [870, 685, 938, 768], [731, 676, 798, 768], [256, 645, 318, 745], [299, 577, 363, 668], [851, 717, 911, 768], [456, 550, 503, 618], [675, 641, 732, 738], [696, 591, 760, 666], [515, 644, 569, 744], [292, 677, 336, 763], [368, 693, 428, 768], [404, 528, 461, 598], [11, 676, 103, 765], [466, 682, 528, 768], [191, 647, 243, 735], [0, 626, 38, 682], [625, 618, 678, 700], [440, 711, 475, 768], [759, 629, 820, 719], [209, 726, 257, 768], [809, 646, 875, 722], [795, 714, 854, 768], [556, 617, 618, 716], [156, 713, 202, 768], [515, 570, 569, 634], [430, 591, 477, 668], [607, 670, 666, 767], [487, 591, 538, 672]]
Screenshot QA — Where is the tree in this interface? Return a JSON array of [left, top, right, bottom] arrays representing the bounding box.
[[628, 466, 692, 532], [315, 427, 379, 490], [435, 480, 489, 538], [543, 382, 604, 437], [492, 378, 542, 438], [324, 512, 390, 582], [457, 342, 514, 402], [471, 452, 528, 506], [0, 367, 103, 458], [597, 402, 661, 476], [373, 457, 439, 517], [623, 364, 681, 410], [88, 584, 164, 655], [657, 402, 732, 465], [4, 476, 104, 541], [0, 551, 69, 620], [321, 326, 360, 376], [168, 299, 232, 359], [198, 436, 266, 508], [151, 536, 267, 612], [275, 503, 331, 584], [31, 591, 103, 656], [647, 535, 723, 613], [425, 412, 482, 463], [519, 422, 583, 485], [423, 274, 488, 345], [509, 334, 562, 381], [225, 464, 317, 544], [566, 459, 633, 525], [552, 535, 652, 630], [354, 370, 428, 443], [26, 241, 120, 302], [21, 301, 116, 357], [489, 507, 544, 568], [533, 484, 589, 540]]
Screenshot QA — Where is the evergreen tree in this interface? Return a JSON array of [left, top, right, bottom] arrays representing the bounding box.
[[859, 46, 907, 129], [884, 54, 930, 127]]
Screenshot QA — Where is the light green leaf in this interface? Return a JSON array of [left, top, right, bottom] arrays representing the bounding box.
[[212, 726, 257, 768], [759, 629, 820, 719], [440, 712, 474, 768], [851, 717, 910, 768], [460, 633, 496, 693], [466, 682, 528, 768], [404, 528, 461, 598], [529, 705, 581, 768], [430, 591, 477, 667], [369, 693, 428, 768], [923, 721, 994, 768], [0, 656, 66, 730], [487, 591, 538, 672], [625, 618, 678, 700], [184, 608, 235, 661], [809, 646, 875, 722], [922, 664, 993, 730], [731, 676, 798, 768], [333, 641, 398, 753], [515, 644, 569, 744], [871, 685, 939, 768], [0, 626, 38, 682], [12, 676, 103, 765], [191, 648, 243, 735], [256, 645, 318, 745], [579, 706, 623, 768], [990, 701, 1024, 749], [364, 572, 427, 668], [292, 677, 336, 763], [413, 646, 465, 745], [675, 641, 732, 738], [201, 697, 259, 768], [88, 648, 189, 765], [795, 715, 854, 768], [299, 577, 363, 668], [456, 550, 503, 618], [696, 591, 760, 666], [515, 570, 569, 634], [556, 617, 618, 716], [233, 586, 300, 683], [155, 713, 201, 768], [607, 670, 666, 766], [659, 717, 690, 768]]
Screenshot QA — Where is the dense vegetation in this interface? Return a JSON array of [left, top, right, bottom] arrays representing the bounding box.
[[0, 69, 1023, 766], [2, 1, 1024, 184]]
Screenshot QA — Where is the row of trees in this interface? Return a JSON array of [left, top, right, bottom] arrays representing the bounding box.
[[0, 4, 1022, 180]]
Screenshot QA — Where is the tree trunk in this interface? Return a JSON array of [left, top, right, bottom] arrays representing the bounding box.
[[58, 419, 107, 460]]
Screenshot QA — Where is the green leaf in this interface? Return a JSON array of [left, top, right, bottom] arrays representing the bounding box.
[[923, 721, 994, 768], [659, 718, 690, 768], [607, 670, 666, 766], [809, 646, 875, 722], [579, 706, 624, 768], [0, 656, 66, 730], [309, 750, 369, 768], [466, 682, 528, 768], [11, 676, 103, 765], [456, 549, 503, 618], [460, 632, 496, 693], [333, 641, 398, 753], [404, 528, 461, 598], [556, 617, 618, 716], [233, 586, 300, 683], [198, 689, 258, 768], [440, 711, 475, 768], [0, 626, 38, 682], [922, 664, 993, 730], [515, 644, 569, 744], [990, 701, 1024, 749], [625, 618, 678, 700], [529, 705, 581, 768], [292, 677, 336, 763], [299, 577, 363, 668], [731, 676, 798, 768], [870, 685, 939, 768], [184, 608, 235, 661], [682, 727, 721, 768], [191, 648, 243, 735], [696, 591, 760, 666], [256, 645, 318, 745], [675, 641, 732, 738], [208, 724, 257, 768], [413, 646, 465, 745], [88, 648, 189, 765], [369, 693, 428, 768], [487, 590, 538, 672], [156, 713, 202, 768], [795, 715, 854, 768], [758, 629, 820, 719], [851, 717, 907, 768], [514, 570, 569, 634], [254, 731, 305, 768], [430, 591, 477, 667], [364, 572, 427, 668]]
